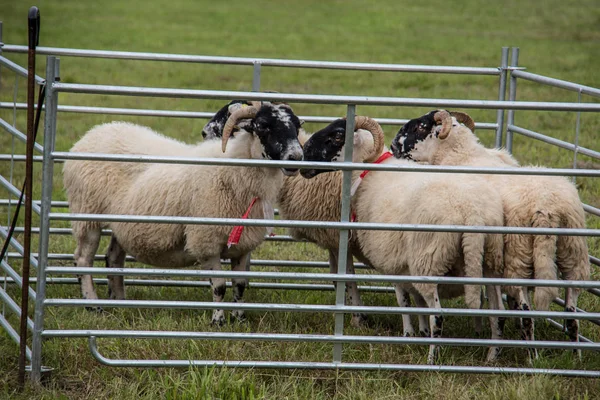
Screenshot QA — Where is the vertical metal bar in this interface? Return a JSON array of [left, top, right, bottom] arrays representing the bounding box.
[[252, 62, 261, 92], [333, 104, 355, 363], [572, 89, 582, 184], [31, 55, 58, 384], [494, 47, 509, 148], [505, 47, 519, 154]]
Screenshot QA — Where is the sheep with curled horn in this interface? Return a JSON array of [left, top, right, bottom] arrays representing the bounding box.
[[202, 104, 381, 327], [63, 101, 303, 325], [391, 109, 590, 357], [301, 117, 506, 364]]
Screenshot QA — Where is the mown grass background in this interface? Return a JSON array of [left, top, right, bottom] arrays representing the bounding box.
[[1, 0, 599, 398]]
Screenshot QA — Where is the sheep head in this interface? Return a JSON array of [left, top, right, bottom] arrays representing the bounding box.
[[300, 116, 385, 179], [391, 109, 476, 161], [202, 100, 252, 140], [222, 101, 304, 176]]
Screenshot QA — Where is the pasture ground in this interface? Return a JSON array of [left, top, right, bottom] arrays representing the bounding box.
[[1, 0, 599, 398]]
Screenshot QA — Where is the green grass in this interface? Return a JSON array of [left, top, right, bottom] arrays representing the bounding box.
[[1, 0, 600, 398]]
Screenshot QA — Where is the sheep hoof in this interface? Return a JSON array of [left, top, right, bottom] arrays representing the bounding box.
[[232, 310, 247, 323], [85, 306, 104, 314], [211, 313, 226, 327], [351, 314, 368, 328], [419, 329, 430, 337]]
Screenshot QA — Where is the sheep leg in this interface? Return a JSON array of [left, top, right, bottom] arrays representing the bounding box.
[[105, 235, 126, 300], [74, 228, 102, 312], [345, 252, 367, 328], [515, 287, 538, 361], [230, 254, 250, 322], [564, 287, 582, 359], [329, 250, 367, 328], [506, 294, 521, 330], [205, 256, 226, 326], [485, 285, 504, 363], [394, 284, 415, 337], [474, 289, 485, 337], [412, 293, 431, 337], [416, 285, 442, 365]]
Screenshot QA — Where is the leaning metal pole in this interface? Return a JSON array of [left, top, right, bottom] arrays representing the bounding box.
[[31, 55, 57, 384], [18, 6, 39, 388]]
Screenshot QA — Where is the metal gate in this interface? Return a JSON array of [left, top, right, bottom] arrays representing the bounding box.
[[1, 31, 599, 383]]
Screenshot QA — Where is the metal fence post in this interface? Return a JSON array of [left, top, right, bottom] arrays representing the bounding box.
[[252, 62, 261, 92], [31, 55, 58, 384], [333, 105, 356, 363], [494, 47, 509, 148], [572, 89, 583, 183], [505, 47, 519, 154]]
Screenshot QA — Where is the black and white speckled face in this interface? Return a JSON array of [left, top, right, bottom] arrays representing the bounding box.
[[300, 118, 347, 179], [202, 100, 251, 140], [252, 104, 304, 176], [390, 111, 438, 160]]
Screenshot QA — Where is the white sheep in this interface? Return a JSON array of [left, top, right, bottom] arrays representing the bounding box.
[[391, 110, 590, 347], [63, 102, 304, 325], [301, 118, 506, 364], [202, 104, 375, 328]]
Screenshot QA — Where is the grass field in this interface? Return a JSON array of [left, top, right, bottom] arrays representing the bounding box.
[[1, 0, 600, 398]]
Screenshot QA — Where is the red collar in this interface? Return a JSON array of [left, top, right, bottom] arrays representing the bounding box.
[[350, 151, 393, 221], [359, 151, 393, 179], [227, 197, 259, 248]]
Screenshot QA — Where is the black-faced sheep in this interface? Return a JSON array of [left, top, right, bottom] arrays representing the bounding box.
[[63, 102, 304, 325], [391, 110, 590, 347], [202, 101, 376, 328], [301, 118, 505, 364]]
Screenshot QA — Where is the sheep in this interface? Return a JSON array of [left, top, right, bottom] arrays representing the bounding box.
[[301, 118, 505, 364], [391, 109, 590, 348], [201, 101, 372, 328], [63, 101, 304, 325]]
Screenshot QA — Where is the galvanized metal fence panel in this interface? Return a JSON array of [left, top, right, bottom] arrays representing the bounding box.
[[0, 42, 599, 381]]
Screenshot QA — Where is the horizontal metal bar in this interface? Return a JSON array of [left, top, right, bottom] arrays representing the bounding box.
[[0, 175, 42, 215], [544, 318, 592, 343], [0, 117, 44, 154], [0, 286, 34, 331], [44, 267, 600, 288], [0, 226, 38, 269], [2, 45, 500, 75], [0, 55, 45, 85], [0, 102, 498, 130], [583, 204, 600, 217], [12, 255, 357, 270], [0, 314, 32, 361], [512, 70, 600, 98], [51, 151, 600, 177], [1, 259, 37, 300], [38, 329, 599, 351], [44, 299, 600, 319], [0, 155, 45, 163], [508, 124, 600, 160], [0, 276, 392, 293], [52, 83, 600, 111], [5, 226, 295, 242], [553, 297, 600, 326], [48, 212, 600, 236]]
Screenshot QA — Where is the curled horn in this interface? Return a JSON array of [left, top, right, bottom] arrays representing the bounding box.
[[450, 111, 476, 132], [354, 116, 385, 162], [222, 104, 260, 153], [433, 110, 453, 140]]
